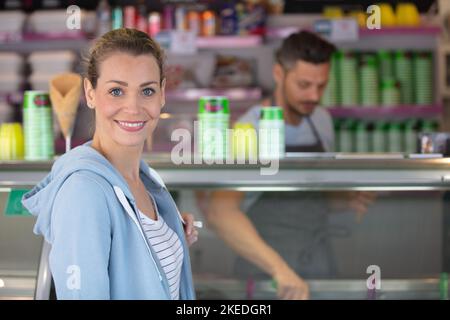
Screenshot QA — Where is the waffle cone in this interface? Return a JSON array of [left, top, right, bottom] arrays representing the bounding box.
[[49, 73, 82, 138]]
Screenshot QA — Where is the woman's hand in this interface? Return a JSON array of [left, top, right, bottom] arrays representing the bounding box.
[[182, 212, 199, 246]]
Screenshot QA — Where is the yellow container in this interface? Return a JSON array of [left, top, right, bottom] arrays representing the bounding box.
[[378, 3, 397, 26], [323, 6, 344, 19], [396, 3, 420, 27], [0, 122, 24, 160], [232, 122, 257, 161]]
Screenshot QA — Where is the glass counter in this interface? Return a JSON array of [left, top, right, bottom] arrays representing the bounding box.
[[1, 156, 449, 299]]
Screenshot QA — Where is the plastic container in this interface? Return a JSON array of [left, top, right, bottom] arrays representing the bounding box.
[[202, 10, 216, 36], [198, 96, 230, 160], [381, 78, 400, 107], [23, 91, 54, 160], [337, 51, 358, 107], [359, 54, 379, 107], [355, 120, 370, 152], [372, 121, 388, 153], [28, 51, 76, 74], [0, 74, 23, 93], [387, 121, 404, 152], [0, 11, 26, 33], [258, 106, 285, 160], [338, 119, 355, 152], [28, 10, 73, 33], [232, 122, 257, 161], [0, 53, 24, 74], [377, 50, 394, 81], [112, 7, 123, 30], [321, 53, 339, 107], [394, 51, 414, 104], [404, 119, 418, 154], [413, 52, 433, 105]]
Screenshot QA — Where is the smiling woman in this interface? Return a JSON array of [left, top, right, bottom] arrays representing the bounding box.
[[21, 28, 198, 300]]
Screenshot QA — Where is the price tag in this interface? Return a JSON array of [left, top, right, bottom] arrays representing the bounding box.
[[170, 31, 198, 55], [314, 18, 359, 42], [330, 18, 359, 42]]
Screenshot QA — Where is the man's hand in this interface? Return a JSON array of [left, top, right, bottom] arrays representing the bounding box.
[[182, 212, 199, 246], [273, 265, 310, 300], [329, 191, 377, 222]]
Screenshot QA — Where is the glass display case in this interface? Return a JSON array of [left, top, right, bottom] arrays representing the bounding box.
[[0, 155, 449, 299]]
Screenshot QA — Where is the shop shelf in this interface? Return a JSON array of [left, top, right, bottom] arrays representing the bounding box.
[[359, 26, 441, 36], [0, 32, 90, 52], [196, 35, 263, 48], [166, 87, 262, 101], [328, 105, 443, 119]]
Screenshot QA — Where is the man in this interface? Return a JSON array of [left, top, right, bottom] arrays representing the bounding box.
[[202, 31, 375, 300]]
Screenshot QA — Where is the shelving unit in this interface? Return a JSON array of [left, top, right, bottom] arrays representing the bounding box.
[[0, 13, 445, 137], [328, 105, 443, 120]]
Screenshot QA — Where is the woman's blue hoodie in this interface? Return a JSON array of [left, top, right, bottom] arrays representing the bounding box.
[[22, 142, 196, 300]]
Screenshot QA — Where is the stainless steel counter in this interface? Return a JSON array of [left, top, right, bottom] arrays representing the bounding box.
[[1, 155, 450, 190]]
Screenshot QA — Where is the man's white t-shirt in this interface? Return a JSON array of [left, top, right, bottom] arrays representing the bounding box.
[[237, 105, 335, 152]]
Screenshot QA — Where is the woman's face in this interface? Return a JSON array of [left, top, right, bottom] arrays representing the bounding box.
[[85, 52, 165, 148]]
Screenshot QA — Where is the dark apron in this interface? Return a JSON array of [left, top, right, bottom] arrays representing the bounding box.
[[234, 104, 337, 280]]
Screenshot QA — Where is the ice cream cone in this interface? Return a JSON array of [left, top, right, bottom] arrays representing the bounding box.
[[49, 73, 82, 140]]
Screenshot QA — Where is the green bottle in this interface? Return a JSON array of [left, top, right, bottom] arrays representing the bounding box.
[[112, 7, 123, 30]]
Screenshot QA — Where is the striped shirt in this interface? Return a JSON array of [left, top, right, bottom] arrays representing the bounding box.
[[138, 194, 184, 300]]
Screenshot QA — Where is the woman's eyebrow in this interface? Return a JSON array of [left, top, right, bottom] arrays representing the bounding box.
[[106, 80, 128, 86], [105, 80, 158, 87], [140, 81, 158, 87]]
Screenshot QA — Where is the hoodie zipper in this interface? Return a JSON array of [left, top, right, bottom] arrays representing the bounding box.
[[112, 186, 166, 286]]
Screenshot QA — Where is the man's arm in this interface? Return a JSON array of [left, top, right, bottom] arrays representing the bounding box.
[[203, 190, 309, 300]]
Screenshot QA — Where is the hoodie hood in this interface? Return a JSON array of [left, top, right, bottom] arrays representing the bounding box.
[[22, 141, 159, 242]]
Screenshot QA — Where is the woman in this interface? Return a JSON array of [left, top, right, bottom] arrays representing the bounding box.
[[22, 28, 198, 300]]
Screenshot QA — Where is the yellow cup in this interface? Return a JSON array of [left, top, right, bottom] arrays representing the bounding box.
[[378, 3, 397, 27], [232, 122, 257, 161], [10, 122, 24, 160], [323, 6, 344, 19], [0, 122, 24, 160], [396, 3, 420, 27]]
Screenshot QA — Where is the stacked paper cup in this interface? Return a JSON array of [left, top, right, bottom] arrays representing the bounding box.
[[413, 52, 433, 105]]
